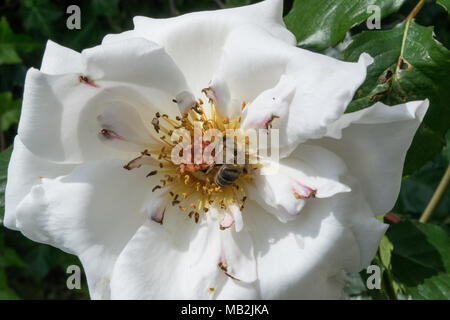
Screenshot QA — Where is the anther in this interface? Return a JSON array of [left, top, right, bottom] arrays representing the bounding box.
[[146, 170, 157, 177]]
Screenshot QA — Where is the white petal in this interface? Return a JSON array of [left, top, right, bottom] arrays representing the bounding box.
[[4, 136, 74, 230], [204, 78, 242, 119], [241, 75, 295, 129], [214, 25, 372, 156], [230, 204, 243, 233], [97, 100, 157, 152], [316, 100, 429, 216], [218, 204, 244, 233], [110, 213, 224, 299], [40, 40, 83, 75], [18, 69, 141, 163], [175, 91, 198, 114], [140, 188, 170, 224], [220, 227, 257, 283], [82, 37, 192, 108], [220, 209, 235, 230], [242, 185, 387, 299], [250, 144, 350, 222], [14, 160, 149, 299], [216, 279, 259, 299], [20, 37, 193, 163], [103, 0, 295, 95]]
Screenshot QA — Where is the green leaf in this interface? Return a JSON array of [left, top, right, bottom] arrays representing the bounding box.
[[0, 92, 21, 131], [379, 236, 394, 268], [378, 236, 403, 297], [91, 0, 119, 16], [284, 0, 406, 51], [0, 247, 27, 268], [0, 269, 19, 300], [437, 0, 450, 11], [0, 16, 40, 65], [19, 0, 62, 38], [394, 152, 450, 222], [0, 147, 12, 226], [65, 16, 104, 52], [1, 108, 21, 132], [403, 127, 445, 176], [344, 21, 450, 175], [387, 220, 450, 299]]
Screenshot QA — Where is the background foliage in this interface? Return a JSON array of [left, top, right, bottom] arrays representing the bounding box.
[[0, 0, 448, 300]]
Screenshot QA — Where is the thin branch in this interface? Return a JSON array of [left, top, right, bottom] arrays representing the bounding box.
[[214, 0, 226, 9], [407, 0, 427, 21], [420, 165, 450, 223], [0, 117, 4, 152], [382, 267, 398, 300], [168, 0, 179, 16], [396, 0, 427, 71]]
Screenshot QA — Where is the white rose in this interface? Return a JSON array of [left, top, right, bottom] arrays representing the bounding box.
[[4, 0, 428, 299]]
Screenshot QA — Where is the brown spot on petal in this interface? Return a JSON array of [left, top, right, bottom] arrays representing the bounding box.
[[79, 75, 100, 88], [100, 128, 124, 141], [151, 207, 166, 225], [202, 87, 220, 109], [218, 262, 241, 281], [265, 115, 279, 129]]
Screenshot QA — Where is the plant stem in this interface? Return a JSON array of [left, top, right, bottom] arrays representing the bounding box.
[[214, 0, 226, 9], [0, 116, 4, 152], [382, 269, 398, 300], [396, 0, 427, 72], [168, 0, 179, 16], [407, 0, 427, 21], [420, 165, 450, 223]]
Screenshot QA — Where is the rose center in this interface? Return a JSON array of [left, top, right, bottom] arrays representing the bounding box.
[[123, 95, 255, 223]]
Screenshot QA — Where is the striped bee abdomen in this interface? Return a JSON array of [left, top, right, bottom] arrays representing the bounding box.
[[214, 165, 241, 187]]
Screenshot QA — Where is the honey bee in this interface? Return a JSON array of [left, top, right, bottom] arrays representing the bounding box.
[[214, 164, 242, 187]]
